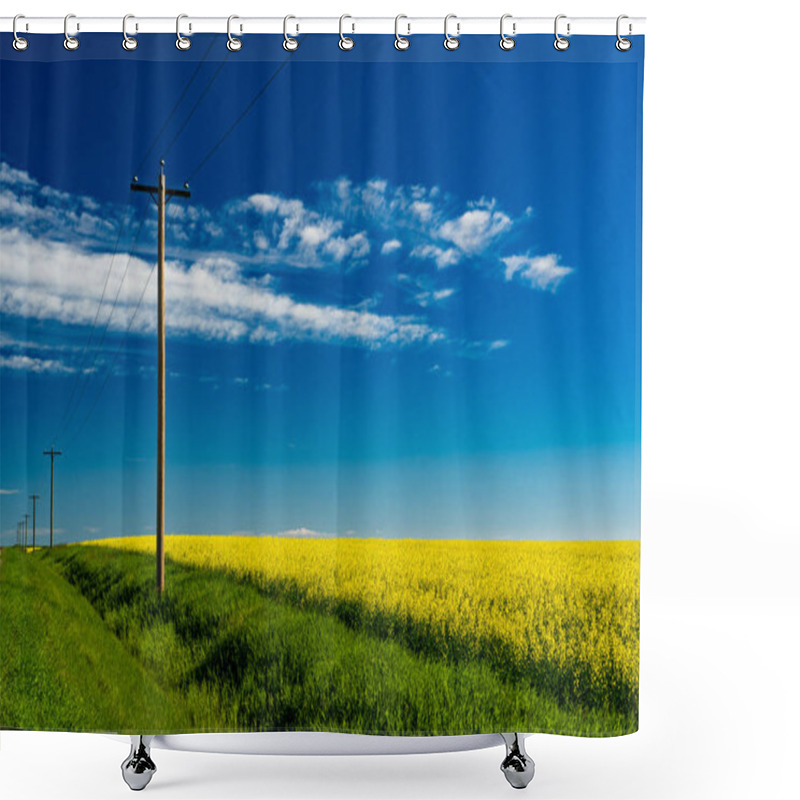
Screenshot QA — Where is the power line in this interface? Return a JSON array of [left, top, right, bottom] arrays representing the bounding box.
[[133, 34, 221, 176], [56, 215, 147, 446], [59, 44, 235, 448], [51, 37, 225, 443], [186, 40, 305, 183], [62, 250, 158, 454], [162, 52, 231, 162], [51, 202, 133, 444]]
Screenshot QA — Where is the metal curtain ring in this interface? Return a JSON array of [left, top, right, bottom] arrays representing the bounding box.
[[176, 14, 191, 50], [394, 14, 410, 51], [499, 14, 516, 50], [122, 14, 138, 50], [12, 14, 29, 51], [444, 14, 460, 51], [616, 14, 632, 51], [554, 14, 570, 51], [339, 14, 354, 50], [63, 14, 79, 51], [227, 15, 242, 51], [283, 15, 299, 51]]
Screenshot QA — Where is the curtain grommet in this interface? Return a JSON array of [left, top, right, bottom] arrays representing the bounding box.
[[176, 14, 191, 51], [12, 15, 29, 51], [63, 14, 79, 51], [122, 14, 138, 51], [554, 14, 570, 51], [339, 15, 355, 51], [394, 15, 410, 51], [499, 14, 516, 51], [283, 15, 299, 51], [227, 15, 243, 51], [444, 14, 460, 51], [616, 15, 632, 51]]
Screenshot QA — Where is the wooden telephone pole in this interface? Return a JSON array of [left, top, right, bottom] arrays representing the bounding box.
[[23, 513, 29, 550], [131, 160, 190, 595], [29, 494, 39, 551], [43, 448, 62, 548]]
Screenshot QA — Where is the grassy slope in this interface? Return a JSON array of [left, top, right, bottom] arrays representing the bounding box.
[[49, 545, 634, 736], [0, 546, 192, 731]]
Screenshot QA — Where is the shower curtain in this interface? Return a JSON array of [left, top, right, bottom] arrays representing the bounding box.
[[0, 30, 643, 738]]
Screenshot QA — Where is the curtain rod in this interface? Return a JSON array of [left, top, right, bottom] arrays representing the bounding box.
[[1, 16, 646, 36]]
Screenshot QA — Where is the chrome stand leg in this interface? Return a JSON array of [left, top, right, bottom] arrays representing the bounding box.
[[500, 733, 535, 789], [121, 735, 157, 791]]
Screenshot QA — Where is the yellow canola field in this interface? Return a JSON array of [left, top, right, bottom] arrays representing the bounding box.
[[93, 536, 639, 706]]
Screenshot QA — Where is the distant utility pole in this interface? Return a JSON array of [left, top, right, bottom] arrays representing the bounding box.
[[131, 159, 191, 595], [16, 521, 21, 547], [23, 513, 29, 550], [43, 448, 62, 548], [29, 494, 39, 551]]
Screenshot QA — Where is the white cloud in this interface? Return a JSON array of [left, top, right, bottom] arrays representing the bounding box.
[[410, 201, 434, 222], [0, 162, 37, 188], [411, 244, 461, 269], [381, 239, 402, 255], [0, 488, 20, 495], [242, 192, 371, 269], [489, 339, 509, 351], [1, 162, 573, 360], [438, 208, 513, 254], [502, 254, 574, 292], [414, 287, 455, 308], [0, 354, 76, 374], [0, 228, 442, 350], [270, 527, 334, 538]]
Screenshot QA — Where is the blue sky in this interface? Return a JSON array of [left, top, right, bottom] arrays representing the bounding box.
[[0, 35, 642, 543]]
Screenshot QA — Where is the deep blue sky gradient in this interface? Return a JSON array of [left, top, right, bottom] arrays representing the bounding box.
[[0, 35, 643, 542]]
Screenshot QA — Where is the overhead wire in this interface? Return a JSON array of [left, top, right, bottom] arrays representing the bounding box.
[[133, 34, 221, 176], [50, 201, 132, 444], [162, 51, 231, 161], [53, 35, 223, 450], [56, 214, 147, 446], [59, 35, 304, 451], [186, 38, 307, 182], [62, 239, 158, 453]]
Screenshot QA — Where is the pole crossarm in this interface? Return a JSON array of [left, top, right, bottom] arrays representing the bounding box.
[[130, 182, 191, 200]]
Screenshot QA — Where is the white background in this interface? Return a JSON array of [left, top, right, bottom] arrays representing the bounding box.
[[2, 1, 799, 798]]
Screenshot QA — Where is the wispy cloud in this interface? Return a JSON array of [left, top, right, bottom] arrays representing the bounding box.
[[1, 162, 573, 369], [380, 239, 402, 255], [437, 205, 513, 255], [397, 273, 456, 308], [0, 353, 77, 374], [502, 254, 573, 292], [269, 527, 334, 538], [0, 228, 443, 351], [0, 488, 20, 495]]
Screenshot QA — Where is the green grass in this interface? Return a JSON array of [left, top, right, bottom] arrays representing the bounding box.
[[0, 546, 192, 731], [1, 545, 635, 736]]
